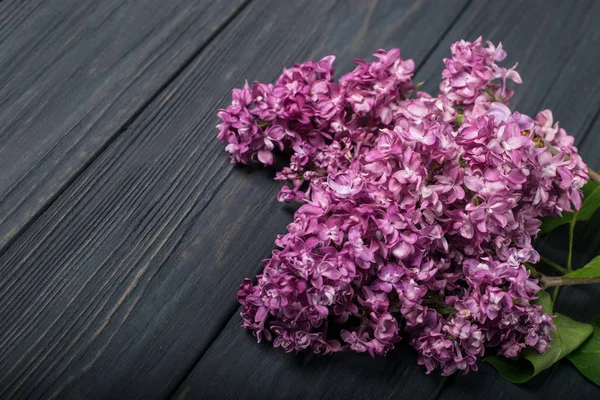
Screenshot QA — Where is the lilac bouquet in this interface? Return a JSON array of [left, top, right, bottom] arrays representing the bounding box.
[[216, 38, 600, 383]]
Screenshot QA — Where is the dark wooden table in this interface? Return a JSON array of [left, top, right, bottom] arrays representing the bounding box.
[[1, 0, 599, 398]]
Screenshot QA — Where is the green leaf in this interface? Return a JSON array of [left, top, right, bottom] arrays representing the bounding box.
[[578, 178, 600, 220], [535, 290, 552, 313], [484, 356, 535, 383], [540, 179, 600, 234], [485, 292, 593, 383], [568, 315, 600, 386], [524, 314, 593, 374], [563, 256, 600, 279]]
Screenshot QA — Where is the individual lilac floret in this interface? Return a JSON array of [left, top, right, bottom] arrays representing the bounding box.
[[440, 36, 522, 120]]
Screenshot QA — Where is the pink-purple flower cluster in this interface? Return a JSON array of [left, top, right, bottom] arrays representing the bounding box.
[[218, 37, 589, 375]]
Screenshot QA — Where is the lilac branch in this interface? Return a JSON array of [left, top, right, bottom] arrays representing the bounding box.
[[540, 275, 600, 288]]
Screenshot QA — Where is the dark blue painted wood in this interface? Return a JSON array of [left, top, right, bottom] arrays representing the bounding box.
[[0, 0, 598, 399]]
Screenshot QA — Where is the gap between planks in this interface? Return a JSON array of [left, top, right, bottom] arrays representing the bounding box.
[[0, 0, 253, 263]]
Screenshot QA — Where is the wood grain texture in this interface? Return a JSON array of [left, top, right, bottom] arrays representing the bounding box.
[[0, 0, 466, 398], [0, 0, 247, 251], [176, 1, 600, 399], [1, 0, 599, 399]]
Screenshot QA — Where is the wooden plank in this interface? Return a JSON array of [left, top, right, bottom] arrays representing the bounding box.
[[0, 0, 247, 251], [0, 0, 468, 398], [175, 1, 600, 399], [175, 314, 451, 400]]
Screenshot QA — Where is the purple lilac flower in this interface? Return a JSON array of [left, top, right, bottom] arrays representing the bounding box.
[[218, 39, 587, 375]]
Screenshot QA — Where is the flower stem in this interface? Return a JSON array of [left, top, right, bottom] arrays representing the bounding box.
[[567, 219, 575, 272], [539, 255, 567, 274], [589, 169, 600, 185], [551, 287, 560, 306], [484, 86, 500, 102], [540, 275, 600, 288]]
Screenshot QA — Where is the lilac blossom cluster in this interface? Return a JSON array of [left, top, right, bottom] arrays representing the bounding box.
[[217, 37, 589, 375]]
